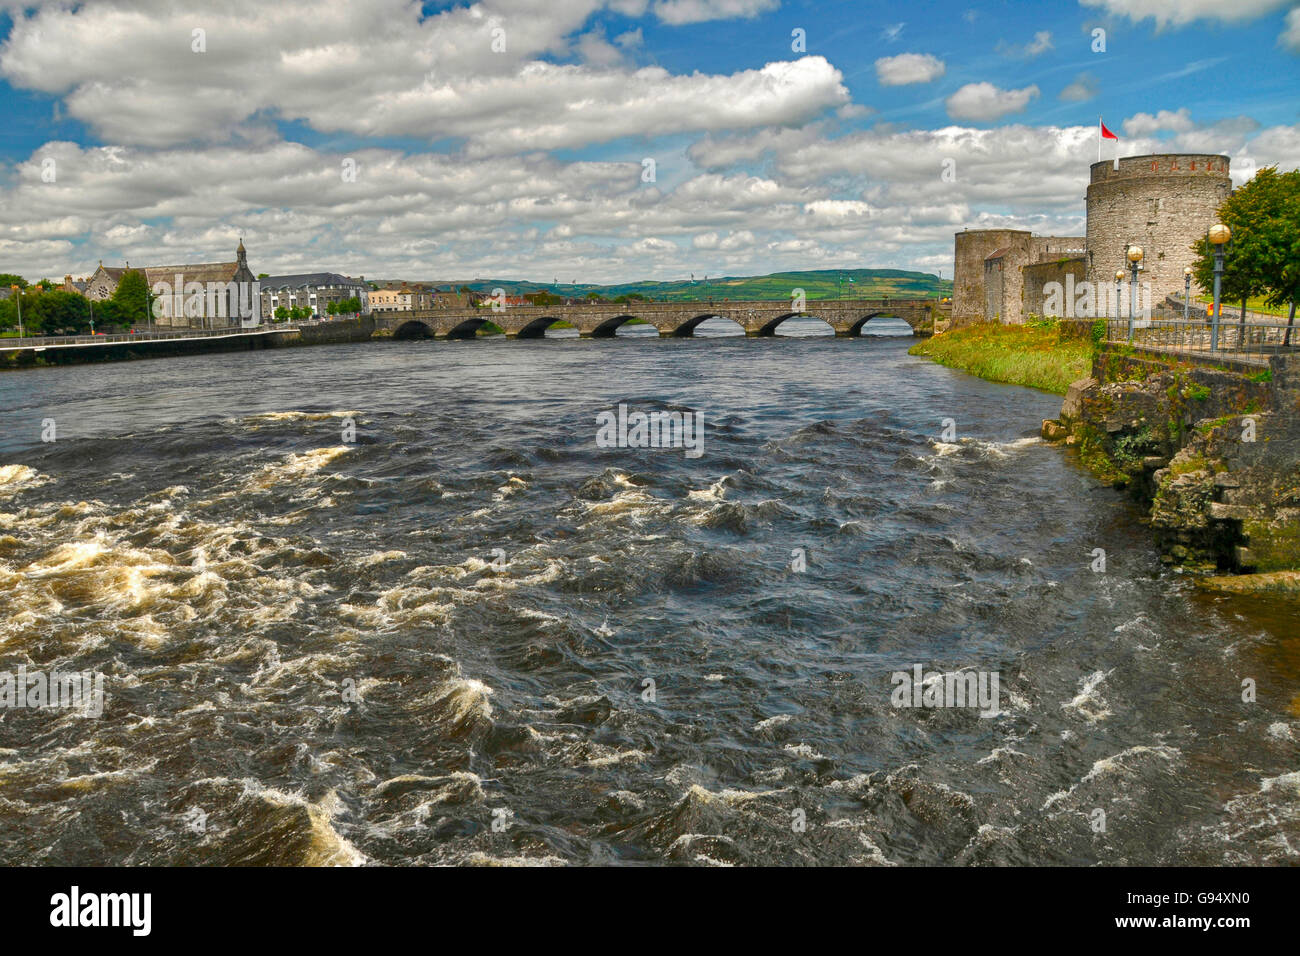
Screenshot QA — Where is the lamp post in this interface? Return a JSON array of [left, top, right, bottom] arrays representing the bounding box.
[[1114, 271, 1123, 335], [1183, 266, 1192, 322], [1126, 245, 1143, 342], [1209, 223, 1231, 350], [11, 285, 22, 340]]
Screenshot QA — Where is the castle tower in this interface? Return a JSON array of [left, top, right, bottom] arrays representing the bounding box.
[[952, 229, 1033, 325], [1085, 155, 1231, 309]]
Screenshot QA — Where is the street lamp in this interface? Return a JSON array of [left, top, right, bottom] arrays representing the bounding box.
[[1209, 223, 1231, 350], [1183, 266, 1192, 323], [11, 285, 21, 340], [1114, 271, 1123, 333], [1126, 245, 1143, 342]]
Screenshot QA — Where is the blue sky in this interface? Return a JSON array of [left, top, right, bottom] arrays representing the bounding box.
[[0, 0, 1297, 282]]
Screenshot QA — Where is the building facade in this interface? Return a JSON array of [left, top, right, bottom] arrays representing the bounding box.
[[369, 283, 433, 312], [85, 241, 260, 328], [953, 154, 1230, 324], [261, 273, 370, 318]]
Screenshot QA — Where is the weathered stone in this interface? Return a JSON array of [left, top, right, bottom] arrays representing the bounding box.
[[1061, 377, 1097, 421], [1041, 419, 1069, 442], [1060, 342, 1299, 574]]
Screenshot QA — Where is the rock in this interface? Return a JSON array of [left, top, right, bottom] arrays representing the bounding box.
[[1197, 571, 1300, 595], [1040, 419, 1069, 442], [1061, 377, 1097, 420]]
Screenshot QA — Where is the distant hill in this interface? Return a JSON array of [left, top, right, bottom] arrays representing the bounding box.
[[394, 268, 950, 301]]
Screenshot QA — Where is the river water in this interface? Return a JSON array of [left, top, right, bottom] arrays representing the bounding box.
[[0, 318, 1296, 866]]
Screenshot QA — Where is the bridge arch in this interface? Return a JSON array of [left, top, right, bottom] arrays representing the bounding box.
[[585, 314, 640, 338], [754, 312, 836, 336], [392, 320, 434, 340], [512, 315, 563, 339], [667, 313, 736, 337], [445, 317, 490, 339]]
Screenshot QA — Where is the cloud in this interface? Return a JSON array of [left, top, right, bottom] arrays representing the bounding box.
[[874, 53, 946, 86], [651, 0, 779, 25], [1078, 0, 1291, 27], [945, 82, 1040, 122], [0, 0, 834, 153], [1123, 107, 1195, 135], [998, 30, 1054, 57], [882, 23, 905, 42], [1059, 72, 1099, 101], [1282, 8, 1300, 51]]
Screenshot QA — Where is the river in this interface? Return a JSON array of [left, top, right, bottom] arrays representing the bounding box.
[[0, 317, 1296, 865]]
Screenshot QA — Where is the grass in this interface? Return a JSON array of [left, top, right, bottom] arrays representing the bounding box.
[[1195, 294, 1294, 318], [908, 319, 1093, 394]]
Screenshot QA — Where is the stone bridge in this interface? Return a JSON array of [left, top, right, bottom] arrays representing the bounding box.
[[370, 298, 945, 340]]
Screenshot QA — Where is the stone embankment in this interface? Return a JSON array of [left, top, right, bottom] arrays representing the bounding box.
[[1042, 343, 1299, 575]]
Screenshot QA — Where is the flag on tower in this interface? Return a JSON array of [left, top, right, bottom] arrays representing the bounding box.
[[1099, 118, 1120, 167]]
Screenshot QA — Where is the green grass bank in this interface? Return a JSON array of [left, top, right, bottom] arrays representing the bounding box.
[[908, 319, 1094, 394]]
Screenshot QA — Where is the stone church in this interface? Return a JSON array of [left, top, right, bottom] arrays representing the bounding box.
[[85, 241, 260, 328]]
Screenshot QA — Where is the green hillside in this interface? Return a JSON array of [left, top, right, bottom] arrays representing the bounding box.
[[417, 268, 950, 301]]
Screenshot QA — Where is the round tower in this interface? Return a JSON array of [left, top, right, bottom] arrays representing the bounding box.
[[1085, 154, 1231, 309], [952, 228, 1033, 325]]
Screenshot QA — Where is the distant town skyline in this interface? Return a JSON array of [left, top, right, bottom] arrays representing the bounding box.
[[1, 0, 1297, 283]]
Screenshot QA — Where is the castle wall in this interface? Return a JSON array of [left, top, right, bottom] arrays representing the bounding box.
[[1085, 155, 1231, 312], [1022, 257, 1088, 318]]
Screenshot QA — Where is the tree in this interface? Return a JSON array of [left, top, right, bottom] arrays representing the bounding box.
[[337, 296, 361, 314], [112, 269, 153, 327], [326, 301, 339, 316], [0, 274, 27, 289], [1191, 166, 1300, 343], [275, 306, 289, 321], [29, 290, 92, 335]]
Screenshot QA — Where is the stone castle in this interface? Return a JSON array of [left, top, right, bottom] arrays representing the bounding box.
[[954, 154, 1233, 325]]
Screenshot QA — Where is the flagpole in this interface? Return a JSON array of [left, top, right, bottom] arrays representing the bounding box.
[[1098, 117, 1102, 163]]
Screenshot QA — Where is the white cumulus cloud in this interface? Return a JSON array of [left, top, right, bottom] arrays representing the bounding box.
[[874, 53, 946, 86], [945, 82, 1040, 122]]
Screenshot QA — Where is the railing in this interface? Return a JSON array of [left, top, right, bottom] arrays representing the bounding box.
[[0, 324, 287, 349], [1105, 317, 1299, 358]]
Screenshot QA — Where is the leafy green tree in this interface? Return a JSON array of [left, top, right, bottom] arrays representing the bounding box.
[[274, 306, 289, 321], [326, 301, 339, 316], [30, 290, 92, 335], [337, 296, 361, 313], [92, 298, 131, 331], [0, 274, 28, 289], [112, 269, 154, 326], [1192, 166, 1300, 342], [0, 288, 43, 333]]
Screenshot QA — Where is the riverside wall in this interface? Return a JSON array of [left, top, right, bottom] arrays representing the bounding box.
[[1043, 344, 1299, 573]]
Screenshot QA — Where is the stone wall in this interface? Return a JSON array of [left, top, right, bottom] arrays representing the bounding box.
[[1085, 154, 1231, 309], [1022, 257, 1088, 319], [1044, 344, 1297, 574], [952, 229, 1031, 325]]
